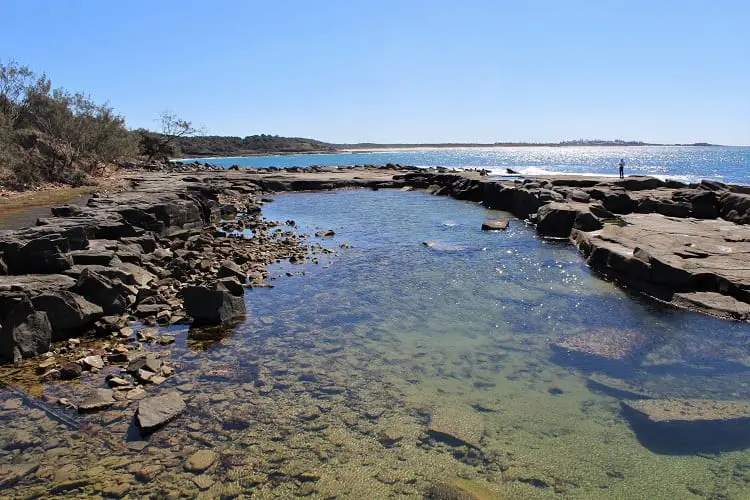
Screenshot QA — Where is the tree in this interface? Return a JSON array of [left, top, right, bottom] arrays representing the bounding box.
[[139, 111, 202, 162], [0, 59, 45, 126], [0, 59, 139, 188]]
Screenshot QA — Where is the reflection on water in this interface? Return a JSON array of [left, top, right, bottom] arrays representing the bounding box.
[[2, 190, 750, 498]]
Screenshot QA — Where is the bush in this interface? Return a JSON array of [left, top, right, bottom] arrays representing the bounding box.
[[0, 59, 139, 188]]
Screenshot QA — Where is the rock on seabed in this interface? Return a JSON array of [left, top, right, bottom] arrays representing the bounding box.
[[551, 329, 649, 361], [136, 391, 185, 433], [621, 399, 750, 424]]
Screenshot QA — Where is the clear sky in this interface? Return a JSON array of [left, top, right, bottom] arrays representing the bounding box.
[[1, 0, 748, 145]]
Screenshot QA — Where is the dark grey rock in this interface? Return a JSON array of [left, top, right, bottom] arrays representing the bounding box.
[[136, 391, 185, 433], [184, 280, 245, 325], [0, 297, 52, 363], [31, 291, 103, 340], [73, 268, 129, 315], [78, 388, 115, 413], [217, 260, 245, 281], [59, 362, 83, 379], [2, 234, 73, 274]]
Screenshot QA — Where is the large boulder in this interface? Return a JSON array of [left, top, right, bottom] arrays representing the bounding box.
[[2, 234, 73, 274], [72, 268, 129, 315], [184, 278, 246, 325], [672, 189, 719, 219], [536, 203, 579, 237], [31, 291, 103, 340], [0, 297, 52, 364], [590, 188, 635, 214], [536, 202, 608, 237], [719, 192, 750, 224]]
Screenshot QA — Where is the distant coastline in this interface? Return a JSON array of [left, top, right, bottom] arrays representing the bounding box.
[[174, 138, 723, 160]]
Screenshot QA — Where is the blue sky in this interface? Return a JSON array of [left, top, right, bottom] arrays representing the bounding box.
[[2, 0, 748, 145]]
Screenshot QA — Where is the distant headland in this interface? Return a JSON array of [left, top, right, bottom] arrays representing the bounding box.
[[174, 135, 722, 159]]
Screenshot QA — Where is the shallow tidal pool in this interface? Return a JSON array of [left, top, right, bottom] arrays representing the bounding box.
[[2, 189, 750, 499]]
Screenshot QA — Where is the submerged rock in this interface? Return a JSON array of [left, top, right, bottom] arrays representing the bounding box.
[[184, 450, 218, 473], [621, 399, 750, 424], [552, 328, 649, 362], [78, 389, 115, 413], [621, 398, 750, 453], [586, 374, 654, 400], [427, 407, 484, 449], [481, 219, 509, 231], [425, 479, 498, 500], [136, 391, 185, 433]]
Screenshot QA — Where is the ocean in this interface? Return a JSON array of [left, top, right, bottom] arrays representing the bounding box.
[[182, 145, 750, 184]]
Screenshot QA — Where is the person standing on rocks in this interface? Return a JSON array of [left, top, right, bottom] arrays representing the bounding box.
[[618, 158, 625, 179]]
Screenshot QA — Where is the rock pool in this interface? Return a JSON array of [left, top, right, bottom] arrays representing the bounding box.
[[2, 189, 750, 498]]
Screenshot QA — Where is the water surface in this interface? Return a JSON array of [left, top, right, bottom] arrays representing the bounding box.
[[183, 145, 750, 184], [2, 190, 750, 498]]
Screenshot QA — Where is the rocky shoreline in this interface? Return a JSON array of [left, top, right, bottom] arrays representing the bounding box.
[[3, 164, 750, 369], [0, 165, 410, 367], [1, 164, 750, 497]]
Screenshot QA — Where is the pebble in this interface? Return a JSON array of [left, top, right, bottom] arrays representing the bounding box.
[[192, 475, 215, 490], [3, 398, 23, 411], [184, 450, 218, 473], [81, 355, 104, 370]]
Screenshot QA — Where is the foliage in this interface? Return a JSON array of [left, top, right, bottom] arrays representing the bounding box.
[[175, 134, 335, 157], [138, 111, 202, 162], [0, 59, 138, 188]]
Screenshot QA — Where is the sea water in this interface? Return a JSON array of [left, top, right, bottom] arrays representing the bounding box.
[[185, 145, 750, 185], [2, 190, 750, 498]]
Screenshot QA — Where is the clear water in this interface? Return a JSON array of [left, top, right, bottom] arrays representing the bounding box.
[[185, 145, 750, 184], [2, 190, 750, 498]]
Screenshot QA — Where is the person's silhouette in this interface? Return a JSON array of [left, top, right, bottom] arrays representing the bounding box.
[[618, 158, 625, 179]]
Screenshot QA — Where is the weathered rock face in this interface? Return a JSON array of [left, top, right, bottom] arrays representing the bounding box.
[[572, 214, 750, 318], [136, 391, 185, 434], [1, 234, 73, 274], [535, 202, 604, 237], [73, 268, 129, 315], [719, 192, 750, 224], [183, 278, 246, 325], [217, 261, 245, 281], [30, 291, 103, 340], [0, 297, 52, 363]]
